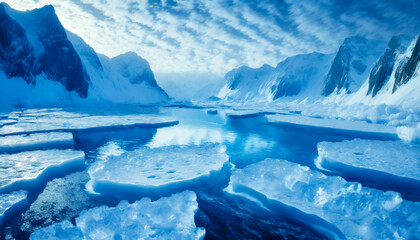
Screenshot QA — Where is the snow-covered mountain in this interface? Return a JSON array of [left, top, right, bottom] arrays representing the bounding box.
[[0, 3, 168, 107], [218, 52, 334, 101], [218, 35, 420, 108]]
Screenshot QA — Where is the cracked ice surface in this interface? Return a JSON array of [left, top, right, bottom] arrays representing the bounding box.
[[266, 114, 396, 134], [0, 132, 73, 153], [30, 191, 205, 240], [0, 150, 85, 193], [228, 159, 420, 240], [0, 190, 27, 224], [87, 143, 230, 198], [0, 114, 178, 135], [317, 139, 420, 181]]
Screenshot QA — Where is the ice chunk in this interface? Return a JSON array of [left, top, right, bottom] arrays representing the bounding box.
[[397, 123, 420, 143], [266, 114, 396, 135], [226, 110, 262, 118], [316, 139, 420, 200], [0, 115, 178, 135], [30, 191, 205, 240], [0, 132, 73, 153], [0, 118, 17, 126], [0, 150, 85, 193], [87, 143, 231, 199], [0, 190, 27, 226], [21, 172, 93, 233], [227, 159, 420, 240]]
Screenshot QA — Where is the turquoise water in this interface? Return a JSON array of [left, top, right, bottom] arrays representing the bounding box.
[[1, 106, 399, 239]]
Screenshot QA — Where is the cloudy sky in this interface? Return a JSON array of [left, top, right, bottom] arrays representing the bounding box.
[[5, 0, 420, 78]]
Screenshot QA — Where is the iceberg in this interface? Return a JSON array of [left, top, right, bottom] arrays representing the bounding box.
[[266, 114, 396, 136], [87, 143, 231, 199], [30, 191, 205, 240], [227, 159, 420, 240], [316, 139, 420, 200], [0, 132, 74, 153], [0, 190, 27, 227], [0, 150, 85, 194], [0, 114, 178, 135]]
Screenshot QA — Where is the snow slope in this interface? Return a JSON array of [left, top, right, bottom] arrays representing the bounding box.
[[218, 53, 334, 101]]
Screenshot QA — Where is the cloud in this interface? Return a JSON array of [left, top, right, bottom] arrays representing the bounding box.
[[4, 0, 419, 76]]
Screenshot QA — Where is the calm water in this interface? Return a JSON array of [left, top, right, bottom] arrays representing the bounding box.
[[1, 106, 399, 239]]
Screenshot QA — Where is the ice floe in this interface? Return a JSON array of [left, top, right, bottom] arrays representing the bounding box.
[[316, 139, 420, 201], [30, 191, 205, 240], [227, 159, 420, 240], [0, 190, 27, 226], [0, 115, 178, 135], [266, 114, 396, 135], [0, 132, 74, 153], [0, 150, 85, 193], [87, 143, 231, 199]]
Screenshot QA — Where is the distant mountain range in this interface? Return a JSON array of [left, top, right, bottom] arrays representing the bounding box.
[[218, 33, 420, 108], [0, 3, 168, 106]]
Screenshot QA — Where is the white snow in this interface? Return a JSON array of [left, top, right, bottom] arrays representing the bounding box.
[[317, 139, 420, 182], [30, 191, 205, 240], [0, 132, 73, 152], [0, 114, 178, 135], [0, 150, 85, 193], [397, 123, 420, 143], [266, 114, 396, 134], [227, 159, 420, 240], [0, 190, 27, 226], [87, 143, 230, 198]]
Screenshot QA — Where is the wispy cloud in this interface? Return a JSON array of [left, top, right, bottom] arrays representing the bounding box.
[[4, 0, 419, 76]]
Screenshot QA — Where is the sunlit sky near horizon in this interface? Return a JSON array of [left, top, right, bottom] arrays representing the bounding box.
[[4, 0, 420, 77]]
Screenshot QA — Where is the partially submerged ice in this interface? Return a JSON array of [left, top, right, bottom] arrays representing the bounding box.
[[0, 190, 27, 226], [266, 114, 396, 135], [317, 139, 420, 181], [30, 191, 205, 240], [0, 132, 74, 153], [0, 114, 178, 135], [317, 139, 420, 201], [87, 143, 230, 199], [0, 150, 85, 193], [227, 159, 420, 240]]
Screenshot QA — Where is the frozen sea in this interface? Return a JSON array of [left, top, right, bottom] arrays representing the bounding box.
[[0, 104, 418, 239]]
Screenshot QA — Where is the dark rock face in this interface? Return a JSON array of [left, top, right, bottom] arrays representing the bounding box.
[[0, 4, 89, 97], [393, 36, 420, 93], [0, 5, 36, 83], [367, 36, 409, 97], [322, 42, 351, 96]]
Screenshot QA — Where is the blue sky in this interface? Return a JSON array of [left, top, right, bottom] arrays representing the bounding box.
[[5, 0, 420, 77]]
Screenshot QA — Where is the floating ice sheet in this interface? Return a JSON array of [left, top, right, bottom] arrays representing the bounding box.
[[30, 191, 205, 240], [0, 150, 85, 193], [0, 190, 27, 226], [226, 110, 263, 118], [227, 159, 420, 240], [317, 139, 420, 181], [266, 114, 396, 134], [317, 139, 420, 201], [0, 114, 178, 135], [87, 143, 230, 199], [0, 132, 74, 153]]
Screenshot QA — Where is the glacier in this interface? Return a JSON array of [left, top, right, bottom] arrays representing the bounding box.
[[0, 150, 85, 194], [227, 159, 420, 240], [87, 143, 231, 199], [30, 191, 205, 240]]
